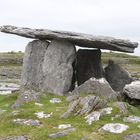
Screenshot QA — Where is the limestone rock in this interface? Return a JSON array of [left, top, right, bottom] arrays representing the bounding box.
[[50, 98, 61, 103], [105, 60, 132, 92], [76, 49, 104, 85], [123, 116, 140, 123], [113, 102, 128, 114], [61, 95, 107, 118], [0, 25, 138, 53], [48, 127, 76, 139], [85, 107, 112, 125], [21, 40, 49, 89], [35, 111, 52, 119], [124, 133, 140, 140], [71, 77, 117, 101], [100, 123, 129, 133], [0, 136, 29, 140], [13, 118, 41, 126], [11, 89, 40, 109], [123, 81, 140, 104], [42, 40, 76, 95]]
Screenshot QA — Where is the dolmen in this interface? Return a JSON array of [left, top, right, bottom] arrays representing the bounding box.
[[0, 25, 138, 105]]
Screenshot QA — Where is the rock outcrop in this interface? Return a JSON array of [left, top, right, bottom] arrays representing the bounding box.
[[105, 60, 132, 92], [0, 25, 138, 53], [76, 49, 104, 85], [42, 40, 76, 95]]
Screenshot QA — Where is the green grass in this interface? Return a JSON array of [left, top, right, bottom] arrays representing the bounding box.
[[0, 93, 140, 140]]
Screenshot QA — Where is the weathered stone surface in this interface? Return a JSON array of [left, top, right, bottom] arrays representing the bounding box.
[[0, 136, 29, 140], [105, 60, 132, 92], [13, 118, 41, 126], [124, 133, 140, 140], [61, 95, 107, 118], [0, 25, 138, 53], [48, 127, 76, 139], [123, 81, 140, 102], [100, 123, 129, 133], [123, 116, 140, 123], [11, 89, 40, 109], [21, 40, 49, 89], [113, 102, 128, 114], [71, 78, 117, 101], [85, 107, 112, 125], [42, 40, 76, 95], [76, 49, 104, 85]]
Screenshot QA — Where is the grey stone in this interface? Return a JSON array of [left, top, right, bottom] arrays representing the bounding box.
[[105, 60, 132, 92], [48, 127, 76, 139], [123, 116, 140, 123], [123, 81, 140, 102], [61, 95, 107, 118], [42, 40, 76, 95], [113, 102, 128, 114], [124, 133, 140, 140], [85, 107, 112, 125], [0, 136, 28, 140], [71, 77, 117, 101], [0, 25, 138, 53], [21, 40, 49, 89], [76, 49, 104, 85], [11, 89, 40, 109], [100, 123, 129, 133], [13, 118, 41, 126]]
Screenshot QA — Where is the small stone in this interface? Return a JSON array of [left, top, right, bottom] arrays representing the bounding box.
[[101, 107, 113, 115], [13, 118, 41, 126], [35, 103, 43, 107], [12, 110, 20, 116], [124, 133, 140, 140], [85, 107, 112, 125], [85, 111, 101, 125], [50, 98, 61, 103], [57, 124, 72, 129], [48, 127, 76, 139], [35, 111, 52, 119], [0, 135, 28, 140], [101, 123, 129, 133], [113, 102, 128, 114], [123, 116, 140, 123]]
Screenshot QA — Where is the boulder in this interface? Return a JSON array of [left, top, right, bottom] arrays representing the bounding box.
[[42, 40, 76, 95], [21, 40, 49, 89], [124, 133, 140, 140], [76, 49, 104, 85], [71, 77, 117, 101], [123, 81, 140, 102], [105, 60, 132, 92]]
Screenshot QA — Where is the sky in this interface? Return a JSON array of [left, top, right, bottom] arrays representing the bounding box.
[[0, 0, 140, 56]]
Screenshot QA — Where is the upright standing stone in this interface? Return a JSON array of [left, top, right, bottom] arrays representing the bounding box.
[[76, 49, 104, 86], [21, 40, 49, 89], [42, 40, 76, 95]]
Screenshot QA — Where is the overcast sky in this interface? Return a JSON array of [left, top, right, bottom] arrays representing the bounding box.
[[0, 0, 140, 56]]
